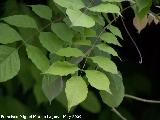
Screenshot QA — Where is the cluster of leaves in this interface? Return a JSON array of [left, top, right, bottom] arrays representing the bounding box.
[[0, 0, 128, 113]]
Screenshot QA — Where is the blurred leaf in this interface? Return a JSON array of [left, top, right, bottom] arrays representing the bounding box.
[[0, 45, 20, 82], [30, 4, 52, 20], [56, 47, 85, 57], [100, 32, 122, 46], [45, 61, 79, 76], [88, 3, 120, 14], [53, 0, 85, 10], [42, 75, 63, 103], [133, 15, 148, 33], [39, 32, 64, 53], [66, 9, 95, 28], [2, 15, 38, 28], [107, 25, 123, 39], [80, 91, 101, 113], [26, 45, 50, 72], [100, 73, 124, 107], [51, 22, 74, 43], [65, 76, 88, 111], [0, 23, 22, 44], [90, 56, 118, 74]]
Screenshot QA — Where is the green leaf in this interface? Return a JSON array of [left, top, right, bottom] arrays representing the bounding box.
[[39, 32, 63, 53], [80, 91, 101, 113], [73, 39, 91, 46], [30, 4, 52, 20], [2, 15, 38, 28], [88, 3, 120, 14], [51, 22, 74, 43], [100, 73, 124, 107], [85, 70, 111, 93], [65, 76, 88, 111], [84, 28, 96, 37], [42, 75, 63, 103], [107, 25, 123, 39], [45, 61, 79, 76], [0, 23, 22, 44], [96, 43, 119, 57], [90, 56, 118, 74], [102, 0, 134, 2], [100, 32, 122, 46], [0, 46, 20, 82], [34, 83, 47, 104], [26, 45, 50, 72], [66, 9, 95, 28], [56, 47, 85, 57], [54, 0, 85, 10]]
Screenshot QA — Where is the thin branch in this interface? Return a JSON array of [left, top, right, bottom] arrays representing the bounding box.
[[121, 17, 143, 64], [125, 94, 160, 103], [111, 108, 127, 120]]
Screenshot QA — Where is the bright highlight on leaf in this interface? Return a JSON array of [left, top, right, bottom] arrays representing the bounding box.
[[30, 4, 52, 20], [26, 45, 50, 72], [51, 22, 74, 43], [0, 23, 22, 44], [100, 73, 124, 107], [65, 76, 88, 111], [0, 46, 20, 82], [90, 56, 118, 74], [85, 70, 111, 93], [66, 9, 95, 28], [2, 15, 38, 28], [56, 47, 85, 57], [39, 32, 63, 53], [100, 32, 122, 46], [54, 0, 85, 10], [88, 3, 120, 14], [45, 61, 79, 76]]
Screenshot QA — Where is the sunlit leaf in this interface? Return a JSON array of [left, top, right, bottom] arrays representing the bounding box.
[[65, 76, 88, 111]]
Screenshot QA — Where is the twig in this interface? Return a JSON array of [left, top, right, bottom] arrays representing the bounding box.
[[121, 17, 143, 64], [125, 94, 160, 103], [111, 107, 127, 120]]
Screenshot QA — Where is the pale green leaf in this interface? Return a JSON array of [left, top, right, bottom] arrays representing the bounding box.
[[42, 75, 63, 103], [54, 0, 85, 10], [66, 9, 95, 28], [0, 46, 20, 82], [39, 32, 63, 53], [73, 39, 91, 46], [30, 4, 52, 20], [65, 76, 88, 111], [100, 73, 124, 107], [26, 45, 50, 72], [51, 22, 74, 43], [80, 91, 101, 113], [96, 43, 119, 57], [45, 61, 79, 76], [88, 3, 120, 14], [56, 47, 85, 57], [0, 23, 22, 44], [107, 25, 123, 39], [90, 56, 118, 74], [2, 15, 38, 28], [85, 70, 111, 93], [100, 32, 122, 46]]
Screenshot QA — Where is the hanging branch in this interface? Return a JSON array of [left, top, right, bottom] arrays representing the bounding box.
[[125, 94, 160, 103], [111, 107, 127, 120]]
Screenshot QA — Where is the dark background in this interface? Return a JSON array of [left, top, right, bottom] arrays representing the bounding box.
[[0, 0, 160, 120]]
